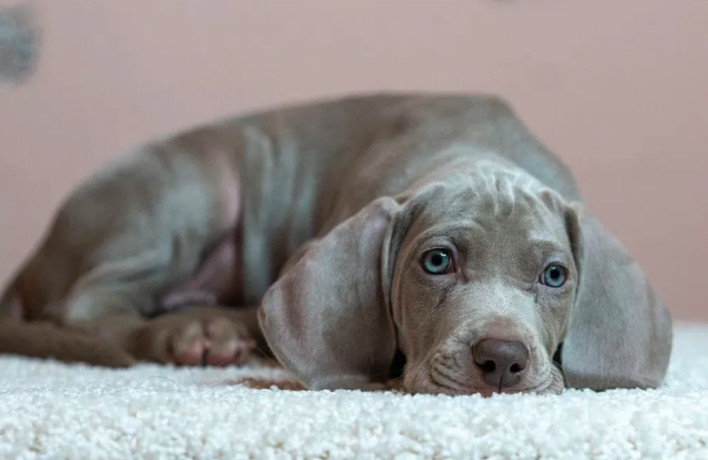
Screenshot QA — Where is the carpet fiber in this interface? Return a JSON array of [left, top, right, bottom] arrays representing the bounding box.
[[1, 323, 707, 459]]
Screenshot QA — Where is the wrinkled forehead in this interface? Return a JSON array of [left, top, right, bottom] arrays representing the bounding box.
[[409, 170, 569, 243]]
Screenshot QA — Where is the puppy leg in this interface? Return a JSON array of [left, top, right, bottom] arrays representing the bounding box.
[[58, 234, 253, 367], [2, 260, 161, 367], [130, 306, 266, 366], [57, 250, 173, 349], [3, 143, 243, 367], [0, 320, 136, 367]]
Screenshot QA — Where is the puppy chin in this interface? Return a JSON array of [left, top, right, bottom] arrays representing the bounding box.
[[534, 366, 565, 395], [541, 380, 565, 395], [403, 364, 565, 396], [515, 364, 565, 395]]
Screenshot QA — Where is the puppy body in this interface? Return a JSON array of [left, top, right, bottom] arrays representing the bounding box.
[[3, 94, 550, 321], [0, 93, 671, 394]]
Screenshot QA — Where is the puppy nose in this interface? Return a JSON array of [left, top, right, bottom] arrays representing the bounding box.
[[472, 339, 529, 389]]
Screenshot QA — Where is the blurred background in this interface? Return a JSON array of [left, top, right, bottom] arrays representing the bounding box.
[[0, 1, 706, 321]]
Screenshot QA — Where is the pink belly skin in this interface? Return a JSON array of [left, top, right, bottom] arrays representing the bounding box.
[[159, 155, 245, 312], [159, 233, 243, 311]]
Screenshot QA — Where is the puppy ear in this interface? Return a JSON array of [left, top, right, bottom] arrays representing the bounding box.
[[561, 205, 673, 390], [258, 197, 401, 390]]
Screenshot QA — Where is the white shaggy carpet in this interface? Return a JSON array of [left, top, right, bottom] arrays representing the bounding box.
[[1, 324, 707, 459]]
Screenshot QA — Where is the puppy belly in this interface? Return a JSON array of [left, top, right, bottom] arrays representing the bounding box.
[[158, 232, 243, 312]]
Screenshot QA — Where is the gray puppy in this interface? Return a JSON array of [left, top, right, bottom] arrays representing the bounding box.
[[0, 93, 672, 395]]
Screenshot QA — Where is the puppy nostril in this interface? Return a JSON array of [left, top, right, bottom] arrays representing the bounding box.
[[480, 360, 496, 373], [509, 363, 524, 374]]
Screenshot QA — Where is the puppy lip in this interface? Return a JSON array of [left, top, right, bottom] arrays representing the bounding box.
[[398, 361, 560, 396], [412, 363, 552, 396]]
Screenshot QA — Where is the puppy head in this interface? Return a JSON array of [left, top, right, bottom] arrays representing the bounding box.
[[259, 166, 671, 394], [388, 167, 577, 395]]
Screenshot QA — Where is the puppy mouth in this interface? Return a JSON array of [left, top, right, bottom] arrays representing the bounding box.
[[407, 354, 564, 396], [424, 370, 563, 396]]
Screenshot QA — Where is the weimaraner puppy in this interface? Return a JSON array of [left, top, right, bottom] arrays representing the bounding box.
[[0, 93, 672, 395]]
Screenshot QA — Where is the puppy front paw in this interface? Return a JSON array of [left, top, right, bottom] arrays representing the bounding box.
[[133, 311, 255, 367]]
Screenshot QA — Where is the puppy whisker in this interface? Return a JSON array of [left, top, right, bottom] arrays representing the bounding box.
[[524, 366, 563, 394], [429, 374, 461, 394], [430, 367, 468, 394], [251, 346, 281, 368], [432, 365, 468, 388]]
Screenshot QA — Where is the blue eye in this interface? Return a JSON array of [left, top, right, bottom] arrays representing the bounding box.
[[421, 249, 454, 275], [541, 264, 567, 288]]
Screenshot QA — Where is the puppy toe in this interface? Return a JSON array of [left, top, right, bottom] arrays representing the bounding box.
[[172, 342, 205, 365], [205, 339, 254, 366], [205, 343, 237, 366], [170, 322, 209, 365], [205, 317, 231, 339], [232, 339, 255, 365], [204, 318, 254, 366]]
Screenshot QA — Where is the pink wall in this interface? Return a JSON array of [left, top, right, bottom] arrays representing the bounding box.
[[1, 1, 706, 320]]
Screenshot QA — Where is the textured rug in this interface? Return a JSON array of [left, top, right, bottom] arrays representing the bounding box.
[[0, 323, 707, 459]]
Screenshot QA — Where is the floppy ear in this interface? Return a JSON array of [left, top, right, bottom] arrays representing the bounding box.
[[561, 205, 673, 390], [258, 197, 401, 390]]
